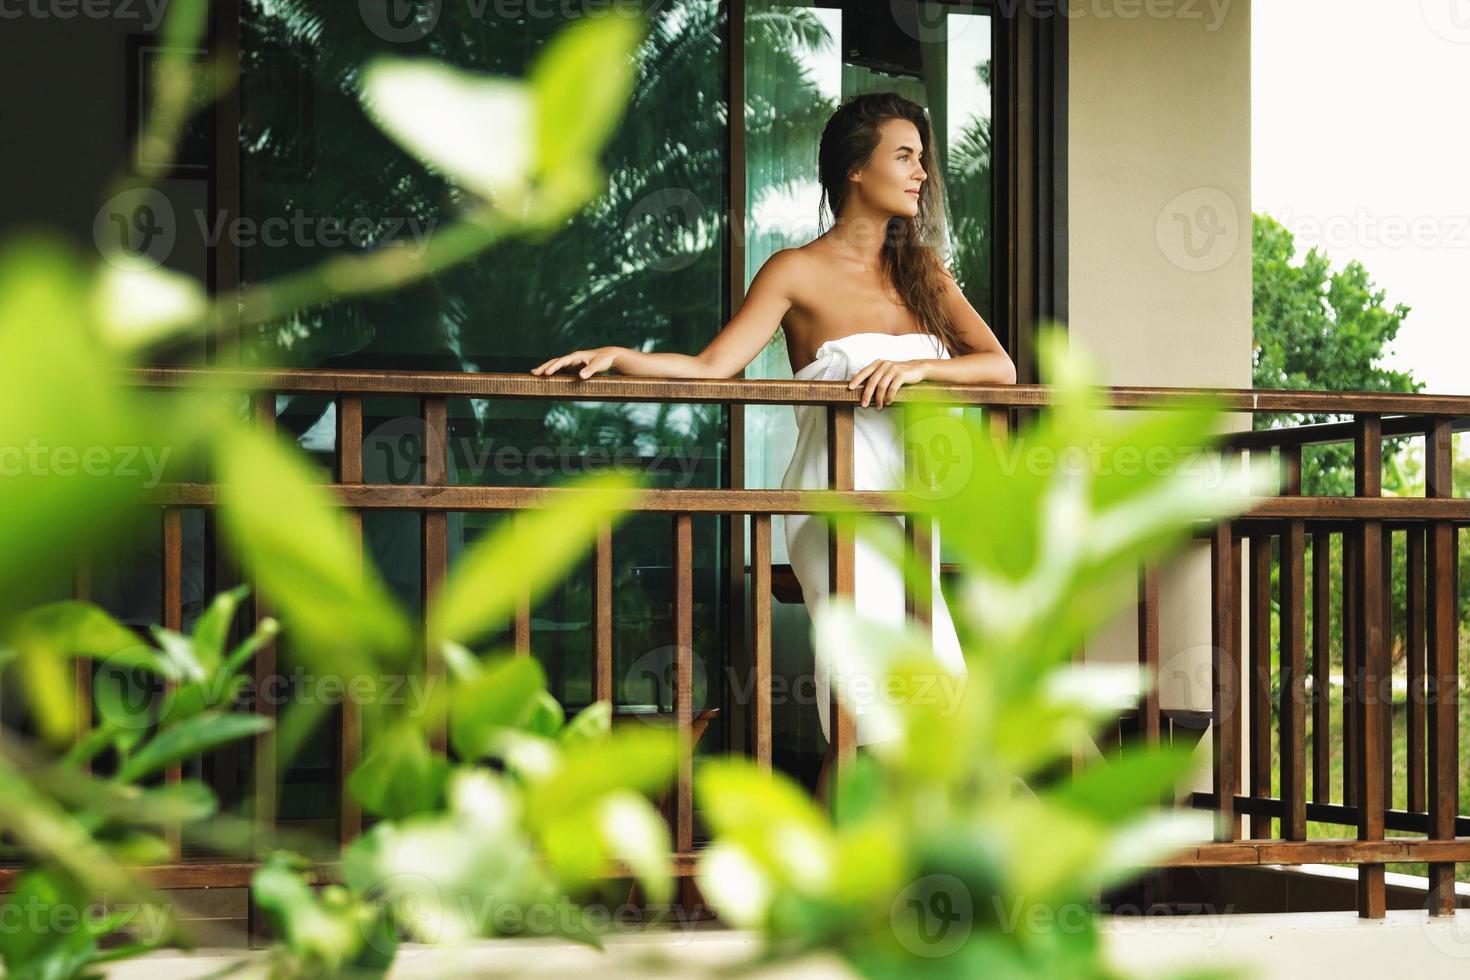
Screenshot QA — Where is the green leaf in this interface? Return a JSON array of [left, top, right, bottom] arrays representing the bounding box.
[[1046, 743, 1201, 822], [531, 12, 644, 180], [538, 811, 608, 887], [526, 689, 565, 737], [9, 601, 156, 668], [189, 584, 251, 674], [348, 722, 449, 820], [219, 616, 279, 676], [1085, 810, 1215, 895], [694, 757, 834, 892], [90, 258, 208, 353], [0, 869, 88, 968], [558, 701, 611, 747], [343, 774, 539, 944], [4, 601, 159, 747], [427, 469, 641, 648], [449, 654, 546, 760], [832, 751, 884, 827], [115, 711, 272, 783], [118, 779, 220, 825], [148, 626, 208, 684], [596, 791, 673, 905], [215, 424, 414, 665], [358, 59, 535, 208], [696, 842, 772, 930], [253, 853, 363, 972], [525, 725, 677, 826]]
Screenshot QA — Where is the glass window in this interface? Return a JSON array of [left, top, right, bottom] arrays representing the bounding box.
[[236, 0, 733, 797]]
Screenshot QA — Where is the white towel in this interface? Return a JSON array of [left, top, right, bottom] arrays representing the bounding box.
[[779, 332, 968, 746]]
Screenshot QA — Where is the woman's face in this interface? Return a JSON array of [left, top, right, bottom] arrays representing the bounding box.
[[850, 117, 928, 220]]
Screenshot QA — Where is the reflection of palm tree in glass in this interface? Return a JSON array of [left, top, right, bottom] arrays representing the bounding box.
[[946, 59, 993, 320], [243, 1, 747, 480]]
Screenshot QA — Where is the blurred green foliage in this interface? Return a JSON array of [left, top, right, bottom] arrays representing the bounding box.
[[694, 329, 1276, 978]]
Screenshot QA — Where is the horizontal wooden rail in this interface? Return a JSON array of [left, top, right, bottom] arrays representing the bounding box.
[[146, 483, 1470, 523], [124, 366, 1470, 416]]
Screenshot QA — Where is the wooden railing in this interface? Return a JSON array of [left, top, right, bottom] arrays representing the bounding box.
[[5, 367, 1468, 922]]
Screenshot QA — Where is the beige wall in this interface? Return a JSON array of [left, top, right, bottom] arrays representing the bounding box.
[[1065, 0, 1254, 794]]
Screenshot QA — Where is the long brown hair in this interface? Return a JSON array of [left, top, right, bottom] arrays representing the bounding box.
[[817, 92, 964, 356]]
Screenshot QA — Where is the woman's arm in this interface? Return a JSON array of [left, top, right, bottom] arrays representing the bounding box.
[[530, 250, 800, 380], [931, 270, 1016, 385]]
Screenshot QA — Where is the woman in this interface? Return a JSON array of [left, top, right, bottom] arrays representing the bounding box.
[[531, 92, 1016, 796]]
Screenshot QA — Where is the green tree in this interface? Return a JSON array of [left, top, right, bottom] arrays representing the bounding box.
[[1251, 211, 1421, 496]]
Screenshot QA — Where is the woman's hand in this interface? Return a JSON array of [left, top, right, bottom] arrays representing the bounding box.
[[847, 359, 929, 409], [530, 346, 623, 379]]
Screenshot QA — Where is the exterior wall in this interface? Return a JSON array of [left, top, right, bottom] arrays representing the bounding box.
[[1065, 0, 1254, 792]]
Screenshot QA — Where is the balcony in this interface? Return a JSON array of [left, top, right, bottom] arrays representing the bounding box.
[[10, 365, 1464, 948]]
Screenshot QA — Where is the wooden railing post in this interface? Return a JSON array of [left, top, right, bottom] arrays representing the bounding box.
[[251, 393, 278, 859], [673, 513, 695, 858], [1424, 417, 1459, 915], [593, 520, 614, 704], [1210, 511, 1241, 843], [751, 514, 773, 772], [825, 404, 857, 812], [337, 396, 364, 847], [1353, 414, 1386, 919], [1279, 445, 1307, 841], [1248, 528, 1272, 840], [421, 397, 449, 752]]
